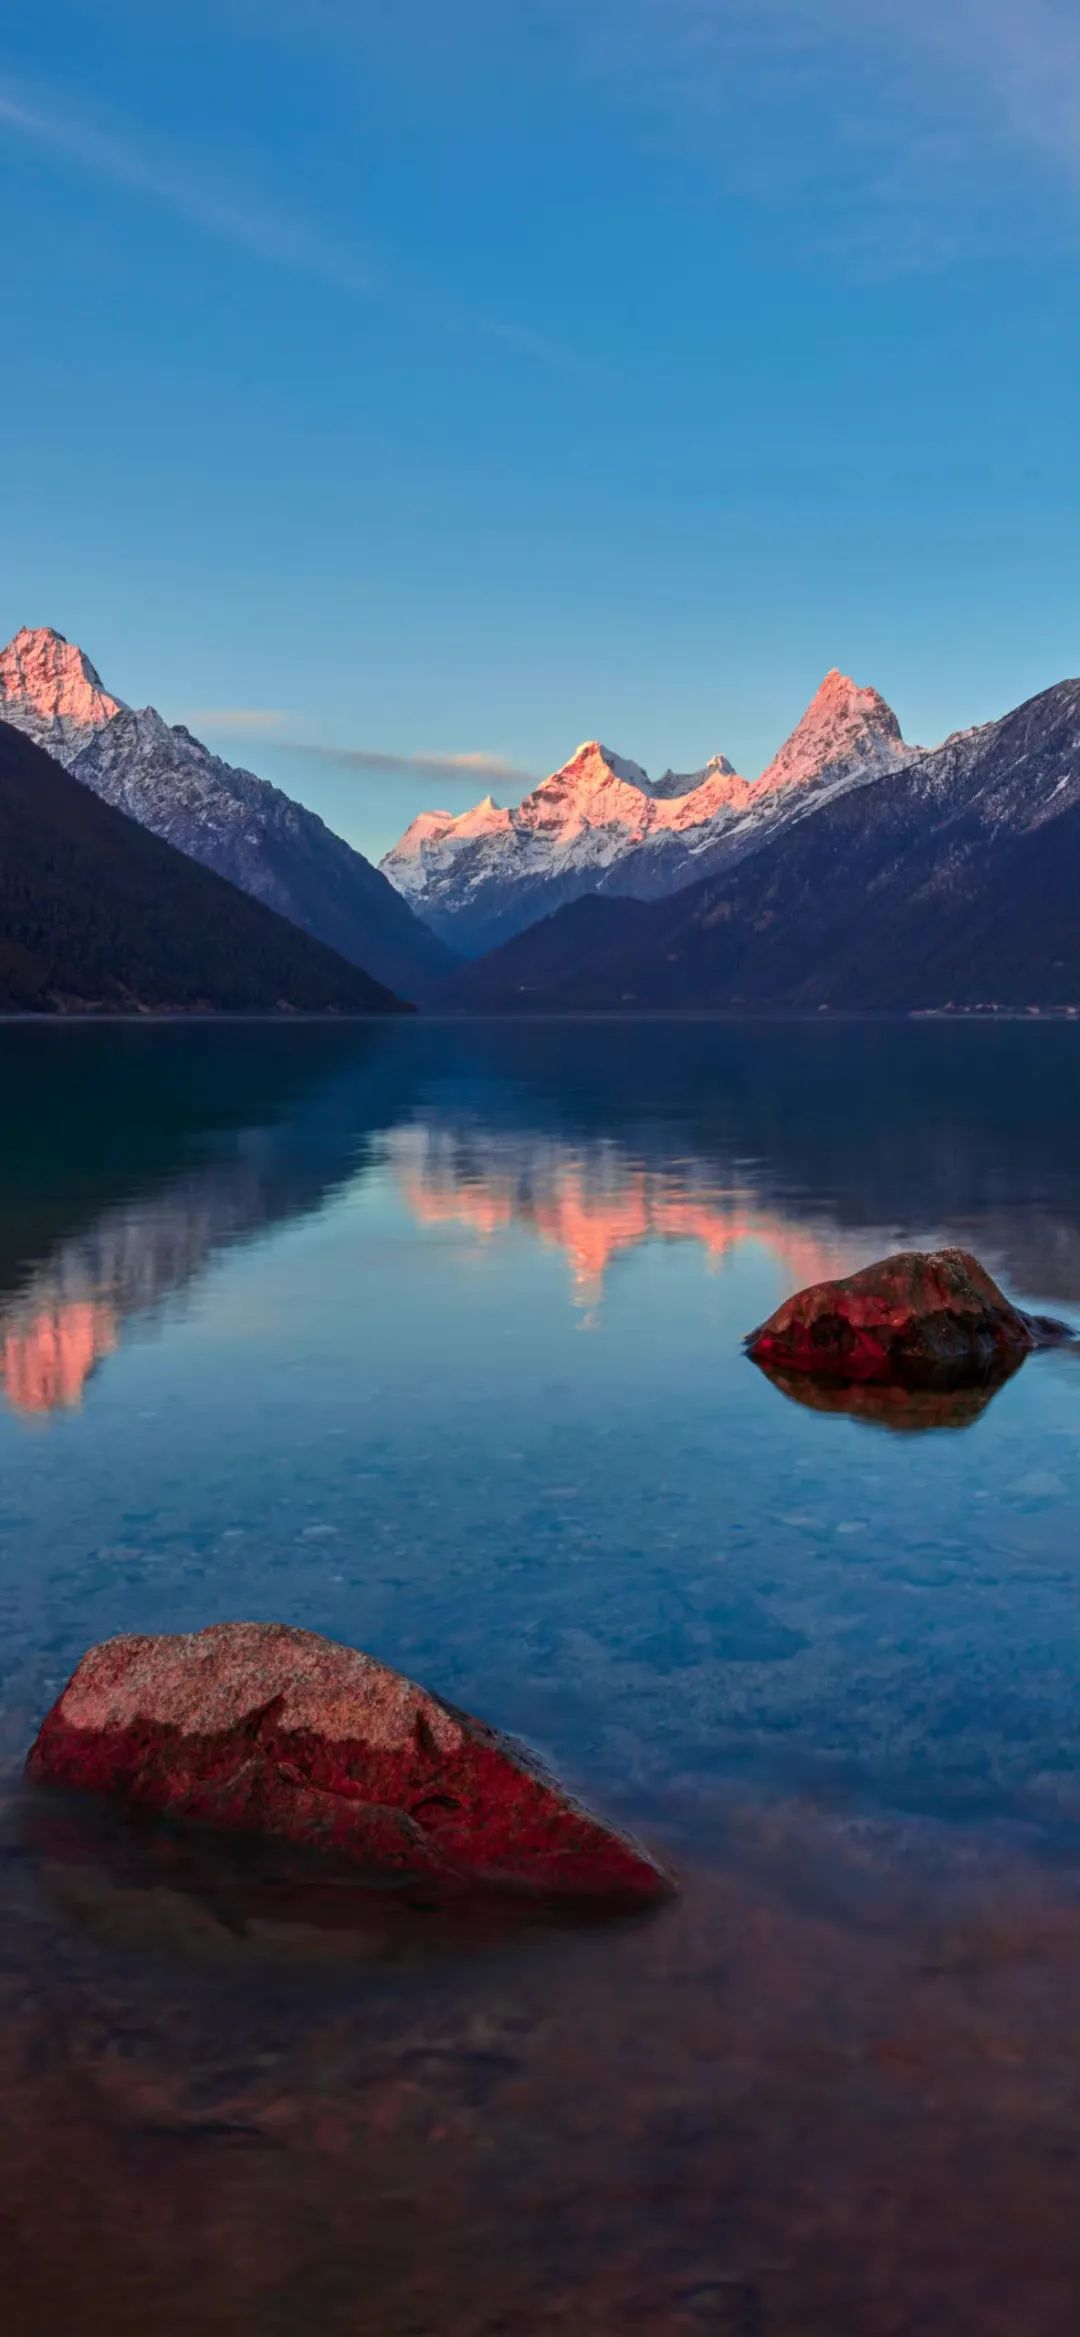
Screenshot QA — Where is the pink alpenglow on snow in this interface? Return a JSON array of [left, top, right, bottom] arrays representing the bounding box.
[[0, 625, 124, 762], [26, 1623, 672, 1905], [379, 674, 920, 954], [745, 1248, 1073, 1389], [385, 738, 750, 886], [750, 668, 907, 800]]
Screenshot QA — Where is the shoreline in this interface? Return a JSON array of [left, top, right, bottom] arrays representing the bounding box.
[[1, 1007, 1079, 1028]]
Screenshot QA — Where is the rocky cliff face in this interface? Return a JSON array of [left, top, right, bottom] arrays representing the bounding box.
[[0, 628, 454, 1000], [381, 673, 918, 956]]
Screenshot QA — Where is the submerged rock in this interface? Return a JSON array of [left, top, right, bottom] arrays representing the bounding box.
[[25, 1623, 670, 1906], [745, 1247, 1072, 1389]]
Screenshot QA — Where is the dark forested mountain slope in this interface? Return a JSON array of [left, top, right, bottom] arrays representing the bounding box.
[[439, 680, 1080, 1012], [71, 706, 457, 998], [0, 628, 455, 999], [0, 721, 408, 1015]]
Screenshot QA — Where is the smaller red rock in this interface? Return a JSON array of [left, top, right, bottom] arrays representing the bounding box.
[[26, 1623, 671, 1906], [744, 1247, 1067, 1388]]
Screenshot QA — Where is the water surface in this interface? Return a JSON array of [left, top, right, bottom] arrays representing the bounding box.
[[3, 1019, 1080, 2333]]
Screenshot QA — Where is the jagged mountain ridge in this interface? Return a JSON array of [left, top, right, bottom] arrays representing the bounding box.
[[437, 678, 1080, 1014], [0, 628, 455, 1001], [381, 670, 919, 956], [0, 719, 407, 1015]]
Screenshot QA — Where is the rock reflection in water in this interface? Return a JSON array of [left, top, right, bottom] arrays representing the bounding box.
[[5, 1784, 1080, 2335], [752, 1358, 1022, 1432]]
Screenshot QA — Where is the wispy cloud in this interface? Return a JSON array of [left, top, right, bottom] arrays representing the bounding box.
[[0, 76, 375, 290], [278, 742, 537, 786], [872, 0, 1080, 187], [181, 708, 532, 783], [0, 71, 582, 364], [575, 0, 1080, 174], [556, 0, 1080, 271]]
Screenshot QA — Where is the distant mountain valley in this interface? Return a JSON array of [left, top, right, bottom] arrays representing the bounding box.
[[2, 625, 1078, 1015]]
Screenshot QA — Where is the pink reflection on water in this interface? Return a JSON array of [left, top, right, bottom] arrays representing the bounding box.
[[1, 1300, 118, 1415], [390, 1126, 849, 1307]]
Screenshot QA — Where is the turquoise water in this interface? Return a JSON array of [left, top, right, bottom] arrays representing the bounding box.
[[4, 1018, 1080, 2332]]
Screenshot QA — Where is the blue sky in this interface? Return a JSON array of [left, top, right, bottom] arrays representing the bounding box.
[[1, 0, 1077, 860]]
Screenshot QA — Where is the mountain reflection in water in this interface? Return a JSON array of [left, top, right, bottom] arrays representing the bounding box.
[[387, 1122, 846, 1308], [0, 1023, 389, 1416], [0, 1126, 849, 1412], [6, 1016, 1080, 1413], [3, 1299, 118, 1415], [5, 1018, 1080, 2334]]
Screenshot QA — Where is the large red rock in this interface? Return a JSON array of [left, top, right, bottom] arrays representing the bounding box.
[[745, 1247, 1069, 1388], [25, 1623, 670, 1905]]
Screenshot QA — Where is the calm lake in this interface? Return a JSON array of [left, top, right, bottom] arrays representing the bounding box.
[[3, 1017, 1080, 2334]]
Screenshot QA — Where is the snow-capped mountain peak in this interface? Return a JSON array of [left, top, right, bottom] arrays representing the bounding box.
[[753, 668, 910, 799], [0, 624, 125, 761], [449, 791, 512, 838], [388, 791, 512, 870], [380, 735, 757, 952], [557, 740, 651, 791], [381, 667, 922, 955], [516, 742, 656, 845]]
